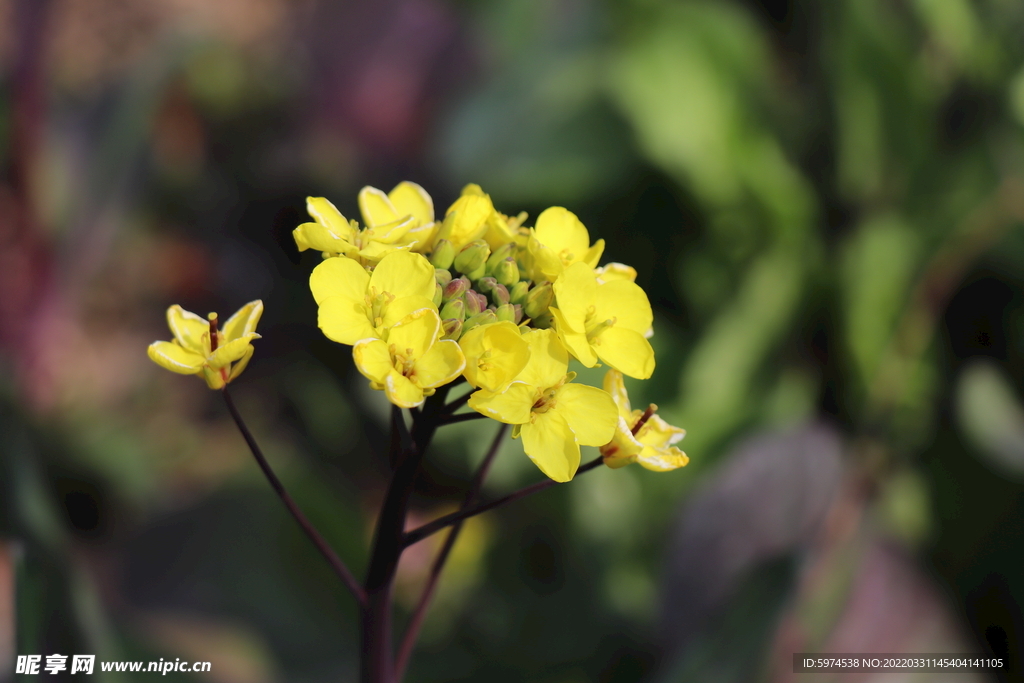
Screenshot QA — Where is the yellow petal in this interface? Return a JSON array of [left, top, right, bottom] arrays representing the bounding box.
[[388, 308, 442, 360], [467, 383, 535, 424], [210, 334, 257, 367], [600, 415, 644, 467], [550, 307, 597, 367], [595, 262, 637, 283], [414, 340, 466, 388], [318, 296, 376, 345], [439, 193, 493, 249], [459, 321, 530, 392], [553, 383, 618, 447], [310, 256, 370, 305], [521, 411, 580, 483], [380, 295, 438, 334], [222, 300, 263, 342], [228, 344, 255, 382], [636, 446, 689, 472], [167, 305, 209, 355], [525, 237, 564, 282], [368, 251, 436, 300], [582, 239, 605, 268], [389, 181, 434, 225], [353, 338, 395, 384], [384, 370, 426, 408], [358, 239, 412, 262], [552, 262, 597, 330], [533, 207, 590, 264], [593, 327, 655, 379], [148, 341, 205, 374], [368, 215, 417, 244], [307, 197, 355, 240], [358, 186, 400, 228], [401, 220, 439, 253], [515, 329, 569, 389], [637, 414, 686, 448], [293, 222, 356, 255], [593, 280, 653, 336], [602, 369, 633, 420]]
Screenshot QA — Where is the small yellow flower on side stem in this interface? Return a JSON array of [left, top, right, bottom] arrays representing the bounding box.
[[311, 251, 437, 345], [148, 301, 263, 390], [293, 196, 417, 264], [468, 329, 617, 482], [458, 321, 530, 392], [550, 262, 656, 379], [352, 308, 466, 408], [599, 370, 688, 471], [523, 207, 605, 283]]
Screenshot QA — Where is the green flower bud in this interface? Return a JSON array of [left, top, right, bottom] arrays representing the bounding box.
[[443, 276, 470, 302], [433, 282, 443, 307], [440, 298, 466, 322], [476, 277, 497, 294], [491, 283, 510, 307], [430, 239, 456, 270], [496, 303, 517, 323], [465, 264, 486, 281], [435, 268, 452, 287], [523, 282, 553, 319], [495, 257, 519, 287], [486, 242, 516, 273], [463, 309, 497, 334], [531, 311, 554, 329], [441, 318, 463, 341], [513, 303, 524, 324], [465, 289, 487, 316], [453, 240, 490, 275], [509, 280, 530, 305]]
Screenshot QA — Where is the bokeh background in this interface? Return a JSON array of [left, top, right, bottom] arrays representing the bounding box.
[[3, 0, 1024, 681]]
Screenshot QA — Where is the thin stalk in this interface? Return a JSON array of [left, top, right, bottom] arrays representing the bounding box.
[[441, 411, 488, 425], [403, 456, 604, 548], [394, 423, 509, 679], [361, 391, 449, 683], [222, 388, 366, 606]]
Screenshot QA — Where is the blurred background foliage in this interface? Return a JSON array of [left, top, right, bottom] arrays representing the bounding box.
[[2, 0, 1024, 681]]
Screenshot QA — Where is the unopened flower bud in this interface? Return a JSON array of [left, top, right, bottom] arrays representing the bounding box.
[[453, 240, 490, 275], [509, 281, 530, 305], [491, 283, 510, 307], [443, 276, 470, 302], [523, 282, 553, 319], [435, 268, 452, 287], [486, 242, 516, 272], [465, 289, 487, 316], [441, 318, 463, 340], [531, 311, 554, 329], [495, 257, 519, 287], [463, 309, 497, 334], [433, 282, 443, 307], [513, 303, 524, 324], [476, 277, 497, 294], [440, 298, 466, 322], [496, 303, 517, 323], [430, 239, 456, 270]]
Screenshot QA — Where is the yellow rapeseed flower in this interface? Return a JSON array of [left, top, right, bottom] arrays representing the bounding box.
[[311, 251, 436, 345], [458, 321, 530, 392], [358, 181, 438, 253], [523, 207, 604, 283], [148, 301, 262, 390], [293, 196, 416, 264], [549, 262, 655, 379], [352, 308, 466, 408], [468, 329, 617, 482], [599, 370, 688, 471], [435, 186, 495, 251]]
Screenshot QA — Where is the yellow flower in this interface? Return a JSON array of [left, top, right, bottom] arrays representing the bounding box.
[[523, 207, 604, 283], [435, 186, 495, 251], [459, 321, 530, 392], [549, 262, 655, 379], [352, 308, 466, 408], [468, 329, 617, 482], [311, 251, 437, 345], [595, 262, 638, 284], [358, 181, 438, 253], [599, 370, 688, 472], [147, 301, 263, 390], [293, 196, 416, 263]]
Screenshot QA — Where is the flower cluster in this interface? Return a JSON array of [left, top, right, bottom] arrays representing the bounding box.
[[295, 183, 687, 482]]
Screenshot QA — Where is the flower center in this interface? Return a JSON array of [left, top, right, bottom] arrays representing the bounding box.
[[532, 387, 558, 414], [585, 316, 617, 343], [558, 248, 575, 266], [366, 288, 397, 328], [390, 344, 417, 378]]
